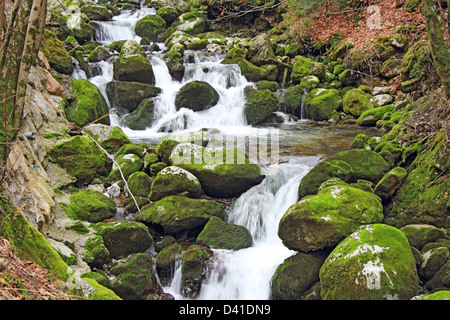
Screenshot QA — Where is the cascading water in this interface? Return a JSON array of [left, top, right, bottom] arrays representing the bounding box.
[[75, 4, 319, 301]]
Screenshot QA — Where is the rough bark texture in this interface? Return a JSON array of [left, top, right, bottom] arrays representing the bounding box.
[[422, 0, 450, 98]]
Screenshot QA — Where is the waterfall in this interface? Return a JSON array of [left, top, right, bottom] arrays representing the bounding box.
[[163, 159, 317, 300], [77, 4, 319, 301]]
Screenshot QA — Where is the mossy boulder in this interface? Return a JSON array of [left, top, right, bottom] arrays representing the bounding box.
[[82, 277, 122, 300], [108, 153, 144, 182], [279, 183, 383, 252], [244, 88, 280, 125], [157, 6, 180, 24], [105, 81, 161, 112], [155, 131, 208, 163], [115, 143, 145, 158], [374, 167, 408, 200], [163, 42, 185, 82], [0, 196, 69, 280], [196, 216, 253, 250], [95, 221, 153, 259], [64, 189, 116, 223], [171, 144, 264, 198], [303, 88, 340, 121], [290, 56, 315, 84], [385, 130, 449, 229], [124, 98, 155, 130], [180, 245, 212, 296], [127, 171, 153, 198], [342, 88, 372, 117], [400, 224, 446, 251], [357, 104, 395, 127], [135, 14, 167, 42], [271, 250, 329, 300], [298, 160, 353, 199], [280, 84, 307, 117], [319, 224, 419, 300], [70, 15, 94, 44], [327, 149, 391, 183], [83, 235, 111, 268], [149, 166, 202, 201], [424, 260, 450, 292], [110, 253, 158, 300], [175, 81, 219, 112], [136, 195, 226, 238], [80, 4, 113, 21], [82, 124, 131, 154], [420, 247, 449, 280], [113, 40, 155, 85], [41, 29, 74, 74], [156, 243, 182, 286], [47, 136, 112, 186], [299, 75, 320, 92], [67, 79, 110, 127]]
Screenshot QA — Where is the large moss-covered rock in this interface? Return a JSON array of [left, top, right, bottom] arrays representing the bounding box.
[[105, 81, 161, 112], [290, 56, 315, 84], [127, 171, 153, 198], [175, 81, 219, 112], [180, 245, 212, 297], [279, 183, 383, 252], [110, 253, 159, 300], [149, 166, 202, 201], [374, 167, 408, 200], [357, 104, 395, 127], [113, 40, 155, 85], [108, 153, 144, 182], [156, 243, 182, 286], [137, 196, 226, 237], [271, 250, 329, 300], [319, 224, 419, 300], [82, 124, 130, 154], [64, 189, 116, 223], [342, 88, 372, 117], [67, 79, 110, 127], [155, 131, 208, 163], [47, 136, 112, 186], [69, 15, 94, 44], [196, 216, 253, 250], [124, 98, 155, 130], [41, 29, 74, 74], [327, 149, 391, 183], [424, 260, 450, 292], [163, 43, 185, 82], [135, 14, 167, 42], [280, 84, 307, 117], [303, 88, 340, 121], [420, 247, 449, 280], [83, 235, 111, 268], [157, 6, 180, 24], [400, 224, 446, 251], [298, 160, 353, 199], [80, 4, 113, 21], [244, 88, 280, 125], [95, 221, 153, 259]]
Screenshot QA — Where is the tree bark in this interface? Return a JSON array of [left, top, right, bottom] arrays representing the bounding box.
[[422, 0, 450, 98], [0, 0, 47, 161]]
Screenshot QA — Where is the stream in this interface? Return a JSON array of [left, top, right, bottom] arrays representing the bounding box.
[[73, 5, 383, 300]]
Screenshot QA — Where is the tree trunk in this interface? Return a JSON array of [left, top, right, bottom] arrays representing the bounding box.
[[0, 0, 47, 162], [422, 0, 450, 98]]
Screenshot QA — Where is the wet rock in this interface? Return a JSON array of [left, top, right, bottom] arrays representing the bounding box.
[[149, 166, 202, 201], [175, 81, 219, 112], [64, 189, 116, 223], [319, 224, 419, 300]]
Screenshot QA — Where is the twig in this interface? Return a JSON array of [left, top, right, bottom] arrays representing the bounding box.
[[79, 125, 142, 215]]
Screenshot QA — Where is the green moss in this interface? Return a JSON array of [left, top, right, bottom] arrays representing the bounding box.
[[0, 195, 69, 280], [67, 79, 110, 127], [136, 195, 226, 236], [82, 277, 122, 300], [290, 56, 315, 83], [342, 88, 372, 117], [181, 245, 211, 280], [47, 135, 111, 186], [196, 216, 253, 250], [113, 54, 155, 85], [414, 291, 450, 300], [41, 29, 74, 74], [135, 14, 166, 42], [320, 224, 419, 300], [357, 105, 396, 127], [303, 88, 340, 121], [66, 221, 90, 235], [244, 88, 280, 125], [64, 189, 116, 223], [115, 143, 145, 158], [127, 171, 153, 198], [175, 80, 219, 111], [108, 153, 144, 182], [149, 166, 202, 201]]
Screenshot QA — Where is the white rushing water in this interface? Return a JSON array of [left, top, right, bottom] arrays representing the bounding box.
[[163, 159, 317, 300], [76, 4, 315, 300]]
